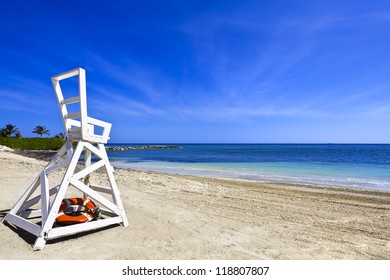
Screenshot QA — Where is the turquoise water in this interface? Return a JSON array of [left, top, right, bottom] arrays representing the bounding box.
[[106, 144, 390, 191]]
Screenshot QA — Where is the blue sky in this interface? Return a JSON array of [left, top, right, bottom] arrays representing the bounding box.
[[1, 0, 390, 143]]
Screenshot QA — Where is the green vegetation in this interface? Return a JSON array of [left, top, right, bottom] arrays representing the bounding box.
[[0, 137, 65, 150], [0, 123, 65, 150]]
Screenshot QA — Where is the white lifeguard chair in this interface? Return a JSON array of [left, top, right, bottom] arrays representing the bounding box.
[[3, 68, 128, 250]]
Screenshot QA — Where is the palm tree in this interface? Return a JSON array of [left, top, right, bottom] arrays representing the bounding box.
[[32, 125, 50, 137], [0, 124, 20, 137], [54, 132, 66, 139]]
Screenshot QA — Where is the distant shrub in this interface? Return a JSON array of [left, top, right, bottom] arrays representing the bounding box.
[[0, 138, 65, 150]]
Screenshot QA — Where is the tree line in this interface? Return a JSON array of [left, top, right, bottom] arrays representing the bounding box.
[[0, 124, 65, 139]]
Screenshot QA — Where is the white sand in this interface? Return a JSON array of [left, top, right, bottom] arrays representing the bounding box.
[[1, 147, 390, 259]]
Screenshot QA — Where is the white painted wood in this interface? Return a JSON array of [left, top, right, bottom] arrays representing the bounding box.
[[47, 143, 67, 163], [68, 126, 82, 134], [65, 139, 73, 159], [83, 142, 104, 158], [84, 148, 91, 182], [90, 185, 113, 194], [98, 143, 129, 227], [47, 216, 123, 240], [5, 213, 41, 236], [20, 209, 42, 219], [85, 146, 92, 167], [51, 68, 79, 81], [65, 112, 81, 119], [33, 237, 47, 250], [62, 96, 80, 105], [70, 179, 120, 215], [29, 141, 84, 251], [45, 158, 71, 174], [52, 80, 70, 133], [99, 209, 119, 217], [86, 117, 112, 143], [79, 68, 88, 141], [7, 177, 40, 216], [73, 159, 105, 181], [23, 185, 59, 210], [84, 148, 92, 200], [3, 67, 128, 250], [68, 119, 81, 127], [40, 172, 50, 222], [42, 143, 70, 174]]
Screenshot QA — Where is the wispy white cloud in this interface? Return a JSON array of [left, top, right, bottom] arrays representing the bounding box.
[[85, 52, 390, 123], [92, 94, 167, 117], [364, 103, 390, 117], [79, 7, 390, 124], [0, 75, 54, 115], [0, 90, 54, 115]]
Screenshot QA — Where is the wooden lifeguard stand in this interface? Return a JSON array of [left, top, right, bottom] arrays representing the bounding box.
[[3, 68, 128, 250]]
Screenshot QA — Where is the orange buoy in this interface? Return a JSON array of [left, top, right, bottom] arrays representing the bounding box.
[[56, 197, 98, 226]]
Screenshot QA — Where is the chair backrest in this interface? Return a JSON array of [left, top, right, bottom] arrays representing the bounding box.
[[51, 68, 111, 144]]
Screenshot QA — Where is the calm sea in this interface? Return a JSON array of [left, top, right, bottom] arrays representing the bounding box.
[[107, 144, 390, 191]]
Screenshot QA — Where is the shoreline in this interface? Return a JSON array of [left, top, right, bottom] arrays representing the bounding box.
[[12, 147, 390, 192], [110, 160, 390, 193], [7, 147, 390, 194], [1, 149, 390, 259], [113, 164, 390, 196]]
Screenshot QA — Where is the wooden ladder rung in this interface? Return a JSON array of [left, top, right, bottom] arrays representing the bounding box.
[[61, 96, 80, 105], [65, 112, 81, 119]]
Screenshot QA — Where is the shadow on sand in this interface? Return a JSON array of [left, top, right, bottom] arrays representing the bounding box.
[[1, 209, 118, 248]]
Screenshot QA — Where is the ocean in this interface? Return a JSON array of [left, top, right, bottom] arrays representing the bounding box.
[[106, 144, 390, 191]]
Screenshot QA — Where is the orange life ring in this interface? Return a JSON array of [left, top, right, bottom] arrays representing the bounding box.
[[56, 197, 98, 226]]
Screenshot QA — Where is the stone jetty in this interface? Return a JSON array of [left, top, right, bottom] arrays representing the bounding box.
[[106, 145, 182, 151]]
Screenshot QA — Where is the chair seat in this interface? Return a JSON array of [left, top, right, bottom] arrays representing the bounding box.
[[51, 68, 112, 144]]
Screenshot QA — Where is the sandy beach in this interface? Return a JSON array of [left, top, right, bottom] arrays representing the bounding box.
[[0, 147, 390, 260]]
